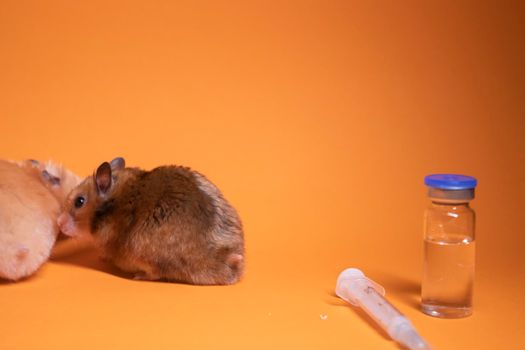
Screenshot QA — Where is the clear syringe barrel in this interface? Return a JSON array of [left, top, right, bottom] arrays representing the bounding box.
[[336, 268, 431, 350]]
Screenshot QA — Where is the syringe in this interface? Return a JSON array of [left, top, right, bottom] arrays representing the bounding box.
[[336, 268, 432, 350]]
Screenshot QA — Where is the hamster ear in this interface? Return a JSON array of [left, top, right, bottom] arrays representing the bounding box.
[[95, 162, 112, 194], [42, 170, 61, 186], [110, 157, 125, 171]]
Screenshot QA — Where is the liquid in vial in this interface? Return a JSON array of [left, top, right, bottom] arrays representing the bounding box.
[[422, 234, 475, 318]]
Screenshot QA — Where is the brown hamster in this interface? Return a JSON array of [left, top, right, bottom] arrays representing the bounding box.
[[58, 158, 245, 285], [0, 159, 81, 281]]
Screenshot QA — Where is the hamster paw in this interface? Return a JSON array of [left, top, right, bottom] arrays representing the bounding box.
[[16, 245, 30, 260]]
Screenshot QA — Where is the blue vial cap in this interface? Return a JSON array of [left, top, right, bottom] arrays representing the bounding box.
[[424, 174, 477, 190]]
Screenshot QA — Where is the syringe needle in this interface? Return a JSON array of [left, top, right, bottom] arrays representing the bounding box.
[[336, 268, 432, 350]]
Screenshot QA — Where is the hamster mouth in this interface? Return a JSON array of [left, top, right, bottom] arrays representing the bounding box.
[[57, 213, 78, 237]]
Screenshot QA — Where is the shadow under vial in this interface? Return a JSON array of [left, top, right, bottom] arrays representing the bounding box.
[[373, 272, 421, 310]]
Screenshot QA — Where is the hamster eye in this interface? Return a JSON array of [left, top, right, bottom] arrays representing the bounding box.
[[74, 196, 86, 208]]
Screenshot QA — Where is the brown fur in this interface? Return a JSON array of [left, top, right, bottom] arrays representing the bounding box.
[[58, 158, 244, 285]]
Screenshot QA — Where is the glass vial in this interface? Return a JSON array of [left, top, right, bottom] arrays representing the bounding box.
[[422, 174, 477, 318]]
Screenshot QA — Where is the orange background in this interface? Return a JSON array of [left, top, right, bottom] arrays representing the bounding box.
[[1, 1, 524, 349]]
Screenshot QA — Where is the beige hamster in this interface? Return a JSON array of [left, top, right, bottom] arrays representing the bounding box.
[[58, 158, 245, 285], [0, 159, 81, 281]]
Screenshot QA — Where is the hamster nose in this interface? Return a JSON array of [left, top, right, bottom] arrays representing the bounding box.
[[57, 213, 75, 236]]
